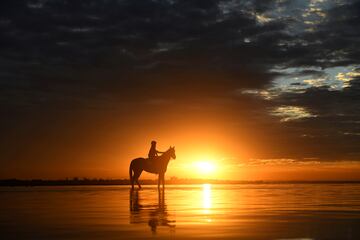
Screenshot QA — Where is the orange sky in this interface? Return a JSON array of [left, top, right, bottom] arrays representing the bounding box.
[[2, 108, 360, 181]]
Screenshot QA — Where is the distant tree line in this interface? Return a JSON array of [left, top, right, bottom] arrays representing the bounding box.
[[0, 178, 235, 186], [0, 178, 359, 186]]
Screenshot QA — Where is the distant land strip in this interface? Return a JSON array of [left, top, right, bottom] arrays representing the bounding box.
[[1, 179, 360, 186]]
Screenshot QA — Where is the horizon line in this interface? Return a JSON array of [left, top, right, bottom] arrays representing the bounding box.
[[1, 178, 360, 187]]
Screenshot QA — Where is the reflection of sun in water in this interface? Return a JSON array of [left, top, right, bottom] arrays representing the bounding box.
[[202, 184, 212, 217]]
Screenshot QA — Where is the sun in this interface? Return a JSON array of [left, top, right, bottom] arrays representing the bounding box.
[[196, 161, 216, 174]]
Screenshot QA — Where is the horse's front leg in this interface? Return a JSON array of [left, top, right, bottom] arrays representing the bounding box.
[[158, 174, 161, 190], [162, 174, 165, 190]]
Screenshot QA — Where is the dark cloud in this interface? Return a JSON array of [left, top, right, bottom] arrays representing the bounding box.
[[271, 77, 360, 160]]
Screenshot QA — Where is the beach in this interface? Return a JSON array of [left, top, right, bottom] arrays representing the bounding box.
[[1, 183, 360, 239]]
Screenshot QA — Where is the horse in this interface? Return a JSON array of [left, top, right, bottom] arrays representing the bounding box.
[[129, 146, 176, 190]]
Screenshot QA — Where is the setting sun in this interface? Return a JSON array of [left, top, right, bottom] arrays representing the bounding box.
[[196, 161, 216, 174]]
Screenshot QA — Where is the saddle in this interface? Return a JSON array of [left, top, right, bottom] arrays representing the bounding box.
[[144, 157, 160, 173]]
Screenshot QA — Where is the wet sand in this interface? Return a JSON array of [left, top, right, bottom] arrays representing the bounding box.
[[1, 184, 360, 239]]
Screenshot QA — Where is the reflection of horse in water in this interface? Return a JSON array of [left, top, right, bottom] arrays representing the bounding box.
[[129, 147, 176, 190], [130, 189, 176, 234]]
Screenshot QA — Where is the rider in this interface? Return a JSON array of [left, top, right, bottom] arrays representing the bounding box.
[[148, 140, 164, 161]]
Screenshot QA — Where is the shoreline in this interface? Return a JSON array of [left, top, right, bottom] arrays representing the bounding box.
[[1, 179, 360, 186]]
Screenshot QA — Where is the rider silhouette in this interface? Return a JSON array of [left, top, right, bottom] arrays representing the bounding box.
[[148, 140, 164, 161]]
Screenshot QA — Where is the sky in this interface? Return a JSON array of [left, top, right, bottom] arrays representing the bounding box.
[[1, 0, 360, 180]]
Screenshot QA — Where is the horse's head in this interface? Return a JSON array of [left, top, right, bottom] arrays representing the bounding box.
[[168, 146, 176, 160]]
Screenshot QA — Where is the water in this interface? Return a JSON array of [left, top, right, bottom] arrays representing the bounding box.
[[1, 184, 360, 239]]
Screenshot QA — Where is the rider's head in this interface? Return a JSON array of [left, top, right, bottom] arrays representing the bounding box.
[[151, 140, 157, 146]]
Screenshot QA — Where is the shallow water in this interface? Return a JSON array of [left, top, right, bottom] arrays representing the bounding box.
[[1, 184, 360, 239]]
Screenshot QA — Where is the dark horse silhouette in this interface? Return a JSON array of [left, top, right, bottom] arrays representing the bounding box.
[[129, 146, 176, 190]]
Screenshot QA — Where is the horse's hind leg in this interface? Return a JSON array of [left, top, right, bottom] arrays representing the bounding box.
[[134, 170, 143, 189], [131, 177, 135, 190], [136, 179, 142, 189], [130, 170, 134, 190]]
